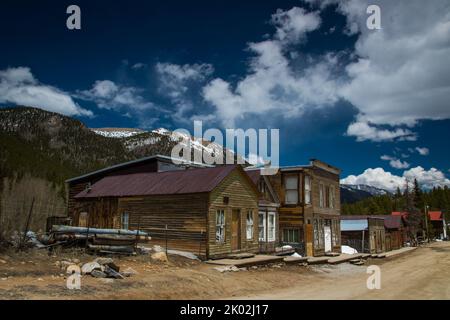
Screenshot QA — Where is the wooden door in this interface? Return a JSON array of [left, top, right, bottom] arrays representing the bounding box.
[[231, 210, 241, 251], [305, 224, 313, 256]]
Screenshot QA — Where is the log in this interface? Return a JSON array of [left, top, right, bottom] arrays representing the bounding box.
[[88, 244, 135, 253], [52, 225, 149, 237]]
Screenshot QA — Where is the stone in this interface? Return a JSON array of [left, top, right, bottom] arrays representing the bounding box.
[[99, 278, 115, 284], [151, 252, 168, 262], [91, 270, 108, 278], [122, 267, 138, 277], [213, 265, 240, 273], [81, 261, 102, 275], [0, 259, 7, 264], [94, 257, 114, 265]]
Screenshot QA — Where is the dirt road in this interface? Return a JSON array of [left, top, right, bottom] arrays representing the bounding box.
[[235, 241, 450, 300], [0, 241, 449, 300]]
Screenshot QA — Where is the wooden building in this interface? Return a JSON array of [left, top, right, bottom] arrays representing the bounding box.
[[66, 155, 212, 220], [245, 169, 280, 253], [70, 165, 260, 260], [263, 159, 341, 256], [340, 216, 386, 254]]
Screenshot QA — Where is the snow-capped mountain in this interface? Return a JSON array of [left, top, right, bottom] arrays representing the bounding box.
[[340, 184, 392, 204], [341, 184, 390, 196], [91, 128, 144, 138], [91, 126, 245, 164]]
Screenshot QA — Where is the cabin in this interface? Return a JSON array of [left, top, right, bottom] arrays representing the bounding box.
[[428, 211, 447, 240], [245, 168, 280, 253], [70, 165, 260, 260], [265, 159, 341, 256], [66, 155, 212, 220], [340, 216, 386, 254]]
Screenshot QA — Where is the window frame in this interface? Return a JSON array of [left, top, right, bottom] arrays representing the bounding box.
[[283, 228, 300, 243], [329, 185, 335, 209], [268, 212, 276, 242], [284, 174, 299, 205], [121, 212, 129, 230], [304, 175, 312, 205], [215, 209, 225, 243], [258, 212, 266, 241], [246, 210, 254, 240], [319, 183, 325, 208]]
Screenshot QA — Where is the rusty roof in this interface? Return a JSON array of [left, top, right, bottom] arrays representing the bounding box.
[[75, 165, 248, 198]]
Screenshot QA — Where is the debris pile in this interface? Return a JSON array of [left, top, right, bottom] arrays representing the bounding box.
[[62, 257, 138, 279], [45, 225, 151, 255]]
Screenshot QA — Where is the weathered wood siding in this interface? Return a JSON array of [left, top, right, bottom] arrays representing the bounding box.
[[208, 169, 259, 258], [118, 194, 209, 258]]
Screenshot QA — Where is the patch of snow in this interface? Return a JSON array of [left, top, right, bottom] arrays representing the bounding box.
[[341, 245, 358, 254], [152, 245, 199, 260], [92, 129, 143, 138], [291, 252, 302, 258]]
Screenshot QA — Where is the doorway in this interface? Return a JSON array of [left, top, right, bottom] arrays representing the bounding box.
[[231, 209, 241, 251]]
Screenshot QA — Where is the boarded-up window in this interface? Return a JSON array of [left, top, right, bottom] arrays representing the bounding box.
[[79, 212, 88, 227], [246, 210, 254, 240], [284, 175, 298, 204], [305, 176, 311, 205], [121, 212, 129, 230], [319, 183, 325, 208], [329, 185, 335, 209], [216, 210, 225, 243], [283, 229, 299, 243]]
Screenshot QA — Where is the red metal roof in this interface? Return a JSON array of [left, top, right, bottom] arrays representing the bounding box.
[[429, 211, 443, 221], [75, 165, 242, 198]]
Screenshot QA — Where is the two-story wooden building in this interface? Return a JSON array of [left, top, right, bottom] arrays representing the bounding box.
[[264, 159, 341, 256]]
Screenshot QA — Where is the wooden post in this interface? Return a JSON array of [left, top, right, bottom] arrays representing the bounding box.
[[85, 213, 90, 250], [135, 215, 141, 250], [199, 230, 203, 258], [362, 230, 365, 253], [165, 224, 168, 257], [21, 197, 35, 249]]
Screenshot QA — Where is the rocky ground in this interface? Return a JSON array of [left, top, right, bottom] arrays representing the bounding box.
[[0, 241, 449, 300]]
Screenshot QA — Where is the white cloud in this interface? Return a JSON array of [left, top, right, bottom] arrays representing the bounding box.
[[415, 147, 430, 156], [380, 155, 410, 169], [347, 120, 416, 142], [202, 7, 338, 127], [309, 0, 450, 139], [156, 63, 214, 124], [271, 7, 321, 43], [0, 67, 92, 117], [78, 80, 154, 111], [131, 63, 147, 70], [341, 166, 450, 191]]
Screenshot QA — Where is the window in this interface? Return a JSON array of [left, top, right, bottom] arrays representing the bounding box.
[[329, 185, 335, 209], [258, 212, 266, 241], [283, 229, 299, 243], [246, 210, 254, 240], [268, 212, 276, 241], [319, 183, 324, 208], [121, 212, 129, 230], [216, 210, 225, 243], [284, 175, 298, 204], [332, 219, 339, 246], [313, 220, 319, 248], [304, 175, 311, 205]]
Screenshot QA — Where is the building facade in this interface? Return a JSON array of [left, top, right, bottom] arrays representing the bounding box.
[[265, 159, 341, 256]]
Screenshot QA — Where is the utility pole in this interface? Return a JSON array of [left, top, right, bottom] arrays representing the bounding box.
[[424, 204, 429, 243]]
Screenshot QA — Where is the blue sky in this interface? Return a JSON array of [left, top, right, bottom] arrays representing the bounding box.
[[0, 0, 449, 190]]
